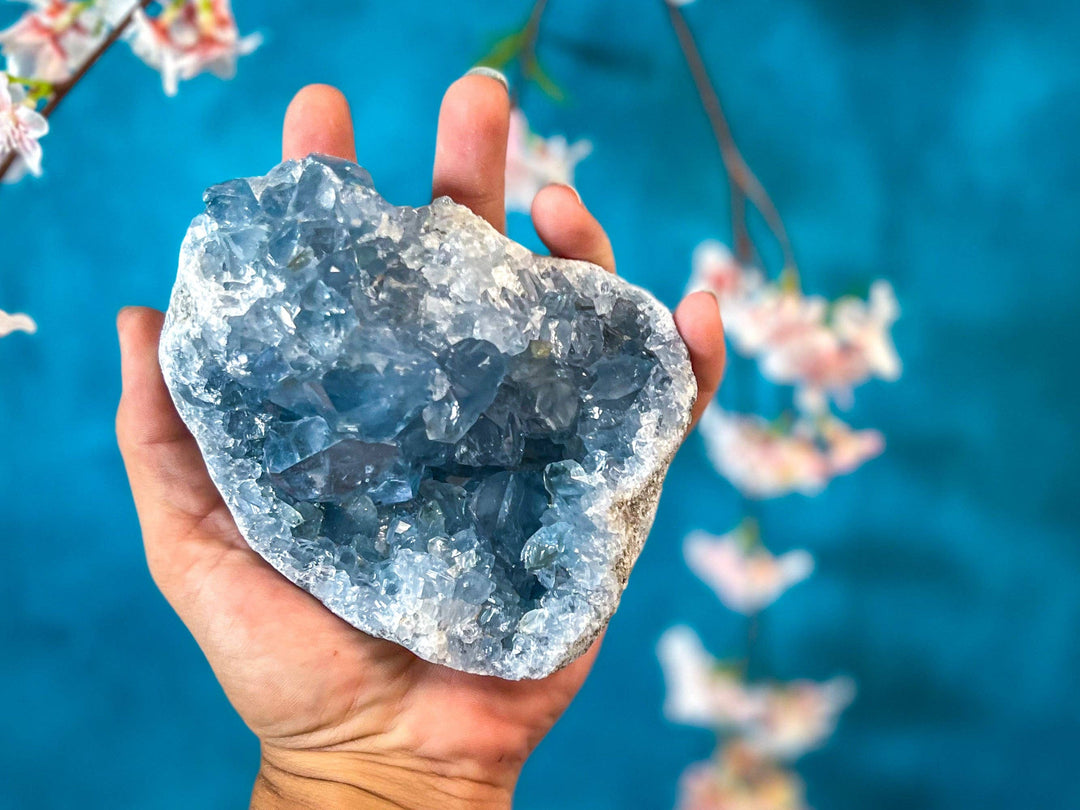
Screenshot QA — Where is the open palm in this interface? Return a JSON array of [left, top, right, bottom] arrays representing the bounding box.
[[117, 76, 725, 809]]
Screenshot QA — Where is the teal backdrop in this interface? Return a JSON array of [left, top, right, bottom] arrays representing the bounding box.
[[1, 0, 1078, 807]]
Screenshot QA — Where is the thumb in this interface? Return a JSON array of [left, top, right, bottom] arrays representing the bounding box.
[[674, 291, 726, 429], [116, 307, 188, 451], [116, 307, 236, 577]]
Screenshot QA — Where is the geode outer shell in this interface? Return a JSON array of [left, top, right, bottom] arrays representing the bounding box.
[[160, 155, 695, 679]]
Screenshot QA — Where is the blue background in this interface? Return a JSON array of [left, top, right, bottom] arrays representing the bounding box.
[[2, 0, 1078, 807]]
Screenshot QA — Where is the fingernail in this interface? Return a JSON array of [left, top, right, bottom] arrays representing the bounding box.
[[557, 183, 583, 205], [465, 66, 509, 93]]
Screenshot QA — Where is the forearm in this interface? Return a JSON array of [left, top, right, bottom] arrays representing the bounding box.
[[251, 749, 516, 810]]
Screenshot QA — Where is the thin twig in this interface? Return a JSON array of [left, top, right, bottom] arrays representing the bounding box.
[[730, 186, 753, 266], [511, 0, 550, 107], [666, 2, 799, 279], [520, 0, 549, 73], [0, 0, 153, 183], [746, 610, 763, 679]]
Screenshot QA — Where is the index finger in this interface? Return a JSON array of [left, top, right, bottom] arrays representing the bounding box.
[[282, 84, 357, 162]]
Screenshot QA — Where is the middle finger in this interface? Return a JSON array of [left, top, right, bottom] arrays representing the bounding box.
[[431, 70, 511, 233]]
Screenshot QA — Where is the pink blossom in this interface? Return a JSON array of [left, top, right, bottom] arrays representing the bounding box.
[[820, 416, 885, 475], [690, 240, 753, 301], [126, 0, 261, 97], [659, 628, 855, 762], [832, 280, 902, 383], [0, 73, 48, 181], [729, 291, 823, 364], [690, 241, 817, 353], [689, 241, 901, 413], [658, 627, 764, 729], [698, 408, 829, 498], [505, 106, 591, 213], [684, 526, 813, 615], [0, 308, 37, 337], [677, 744, 808, 810], [758, 281, 901, 413], [744, 677, 856, 760], [698, 408, 885, 499], [0, 0, 119, 83]]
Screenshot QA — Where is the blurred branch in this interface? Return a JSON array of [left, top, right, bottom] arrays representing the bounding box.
[[730, 184, 754, 267], [0, 0, 153, 183], [665, 2, 799, 281], [478, 0, 564, 104], [519, 0, 549, 85]]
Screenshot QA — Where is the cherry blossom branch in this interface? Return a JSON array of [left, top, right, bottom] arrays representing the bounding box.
[[0, 0, 153, 183], [665, 1, 800, 282]]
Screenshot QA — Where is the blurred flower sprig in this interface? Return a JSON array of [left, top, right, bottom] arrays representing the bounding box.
[[658, 624, 854, 760], [659, 529, 855, 810], [1, 0, 261, 337], [690, 241, 900, 419], [654, 2, 899, 806], [667, 0, 900, 503], [0, 0, 260, 184]]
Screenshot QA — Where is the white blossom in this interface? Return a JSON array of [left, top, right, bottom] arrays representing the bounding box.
[[684, 526, 813, 614], [820, 415, 886, 474], [659, 627, 854, 761], [678, 744, 808, 810], [689, 241, 901, 413], [743, 677, 856, 760], [698, 407, 884, 499], [505, 106, 591, 213], [658, 626, 765, 729], [126, 0, 261, 96], [698, 408, 828, 498], [0, 1, 111, 83], [0, 72, 48, 181]]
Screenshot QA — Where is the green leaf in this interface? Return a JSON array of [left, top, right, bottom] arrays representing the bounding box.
[[779, 265, 801, 294], [477, 31, 525, 71], [526, 57, 566, 102], [735, 517, 761, 550], [770, 411, 796, 435], [712, 659, 749, 679]]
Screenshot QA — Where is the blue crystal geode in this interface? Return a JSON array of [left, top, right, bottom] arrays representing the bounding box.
[[160, 155, 695, 679]]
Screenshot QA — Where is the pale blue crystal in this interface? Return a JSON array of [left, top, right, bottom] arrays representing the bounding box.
[[160, 155, 696, 679]]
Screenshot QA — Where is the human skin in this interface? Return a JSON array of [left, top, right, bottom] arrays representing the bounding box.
[[115, 74, 726, 809]]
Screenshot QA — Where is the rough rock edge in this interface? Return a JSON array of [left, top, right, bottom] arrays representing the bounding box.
[[549, 417, 695, 674], [543, 261, 697, 675]]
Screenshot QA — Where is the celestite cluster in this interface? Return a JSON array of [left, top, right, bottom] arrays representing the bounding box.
[[160, 155, 695, 679]]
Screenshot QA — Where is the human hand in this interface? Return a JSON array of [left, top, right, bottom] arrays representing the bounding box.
[[116, 73, 725, 809]]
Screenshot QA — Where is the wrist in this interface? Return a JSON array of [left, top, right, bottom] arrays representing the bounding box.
[[251, 747, 516, 810]]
